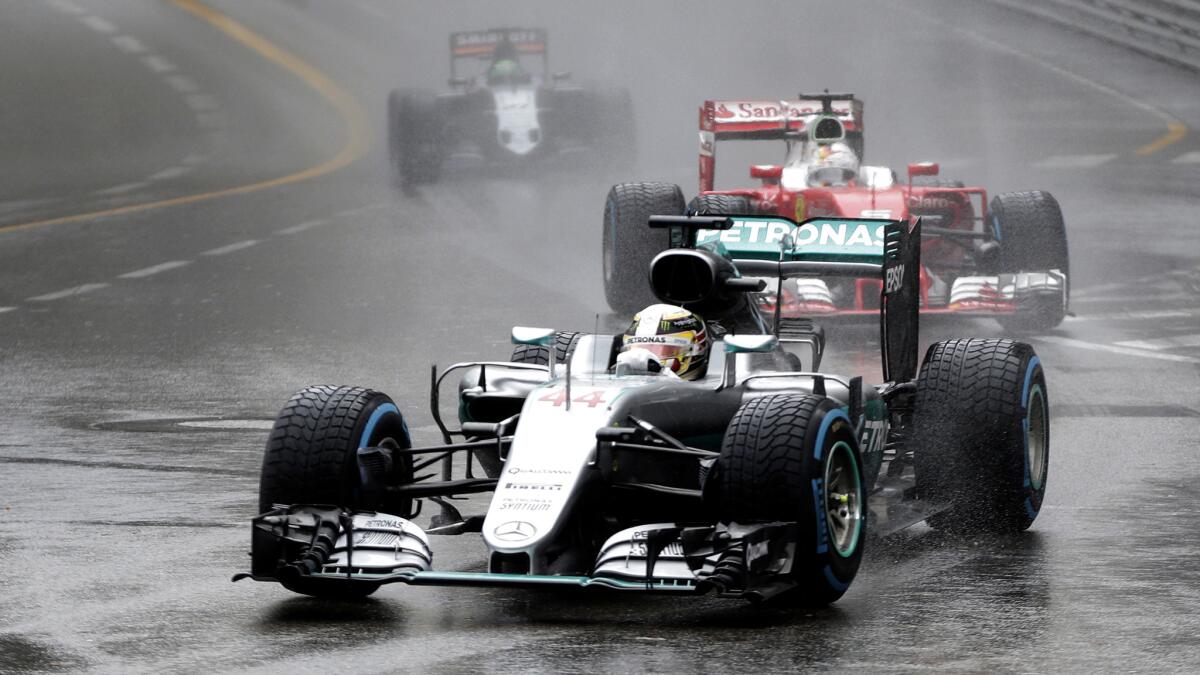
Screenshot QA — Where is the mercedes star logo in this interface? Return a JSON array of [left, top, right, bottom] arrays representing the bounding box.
[[493, 520, 536, 542]]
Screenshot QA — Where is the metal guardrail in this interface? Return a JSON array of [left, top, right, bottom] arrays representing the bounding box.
[[986, 0, 1200, 71]]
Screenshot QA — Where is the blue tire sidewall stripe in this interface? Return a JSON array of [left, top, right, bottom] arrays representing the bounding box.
[[360, 402, 407, 449], [1020, 356, 1043, 519], [811, 408, 857, 586]]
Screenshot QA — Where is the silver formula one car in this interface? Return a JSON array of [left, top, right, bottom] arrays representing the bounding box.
[[234, 214, 1051, 606]]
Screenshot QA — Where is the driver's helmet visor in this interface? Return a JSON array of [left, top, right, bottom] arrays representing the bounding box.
[[622, 335, 691, 364]]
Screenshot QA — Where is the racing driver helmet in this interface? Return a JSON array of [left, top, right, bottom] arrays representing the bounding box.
[[807, 141, 859, 187], [619, 304, 710, 380]]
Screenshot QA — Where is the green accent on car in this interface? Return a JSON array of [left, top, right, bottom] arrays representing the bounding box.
[[695, 216, 886, 264]]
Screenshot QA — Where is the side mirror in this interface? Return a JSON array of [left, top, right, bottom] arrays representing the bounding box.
[[907, 162, 939, 179], [859, 166, 896, 189], [724, 334, 779, 354], [511, 326, 555, 346], [750, 165, 783, 182], [551, 71, 572, 81]]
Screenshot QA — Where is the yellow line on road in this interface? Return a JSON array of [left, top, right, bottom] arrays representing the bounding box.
[[0, 0, 369, 236], [1135, 122, 1188, 156]]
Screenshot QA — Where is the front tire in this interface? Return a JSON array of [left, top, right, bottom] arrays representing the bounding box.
[[716, 394, 865, 605], [510, 331, 585, 366], [388, 89, 442, 186], [602, 182, 684, 314], [258, 385, 413, 599], [687, 193, 751, 215], [990, 191, 1069, 331], [913, 339, 1049, 534]]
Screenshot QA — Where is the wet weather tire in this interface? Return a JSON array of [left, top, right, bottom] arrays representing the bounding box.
[[389, 89, 442, 186], [991, 191, 1069, 331], [717, 394, 865, 606], [687, 194, 752, 215], [913, 339, 1049, 534], [510, 331, 585, 366], [602, 182, 684, 314], [258, 386, 413, 599]]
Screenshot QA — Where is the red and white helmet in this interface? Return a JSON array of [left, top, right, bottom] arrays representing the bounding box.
[[808, 141, 859, 187]]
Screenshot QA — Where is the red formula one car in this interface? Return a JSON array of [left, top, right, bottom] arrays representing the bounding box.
[[603, 93, 1069, 330]]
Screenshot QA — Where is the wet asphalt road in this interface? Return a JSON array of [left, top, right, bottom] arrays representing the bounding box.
[[0, 0, 1198, 672]]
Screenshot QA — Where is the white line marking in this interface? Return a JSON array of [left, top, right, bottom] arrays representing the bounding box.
[[148, 166, 190, 181], [1031, 154, 1119, 168], [118, 260, 191, 279], [0, 197, 60, 213], [164, 74, 199, 93], [177, 419, 274, 430], [142, 54, 175, 73], [1170, 151, 1200, 164], [0, 307, 17, 314], [202, 240, 258, 256], [1035, 335, 1200, 364], [110, 35, 145, 53], [27, 283, 110, 302], [81, 16, 116, 33], [1115, 334, 1200, 351], [275, 219, 329, 235], [1073, 309, 1198, 321], [93, 182, 149, 196], [185, 94, 220, 112], [47, 0, 86, 14]]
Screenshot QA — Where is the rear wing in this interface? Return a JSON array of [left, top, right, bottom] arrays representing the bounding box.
[[449, 28, 548, 77], [698, 93, 864, 192], [685, 215, 919, 383]]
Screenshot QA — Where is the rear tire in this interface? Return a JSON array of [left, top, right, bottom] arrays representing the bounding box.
[[717, 394, 865, 606], [258, 385, 413, 599], [913, 339, 1049, 534], [602, 182, 684, 314], [687, 194, 752, 215], [990, 191, 1069, 331]]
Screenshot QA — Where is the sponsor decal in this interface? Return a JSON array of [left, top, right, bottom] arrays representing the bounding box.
[[628, 541, 684, 557], [885, 264, 905, 294], [503, 481, 563, 491], [454, 29, 540, 47], [627, 530, 683, 556], [859, 418, 887, 460], [699, 131, 715, 157], [507, 467, 572, 475], [497, 498, 552, 512], [493, 520, 537, 542], [354, 531, 401, 546], [713, 100, 854, 123], [698, 219, 885, 249], [363, 518, 406, 529], [910, 196, 953, 210], [860, 209, 892, 218]]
